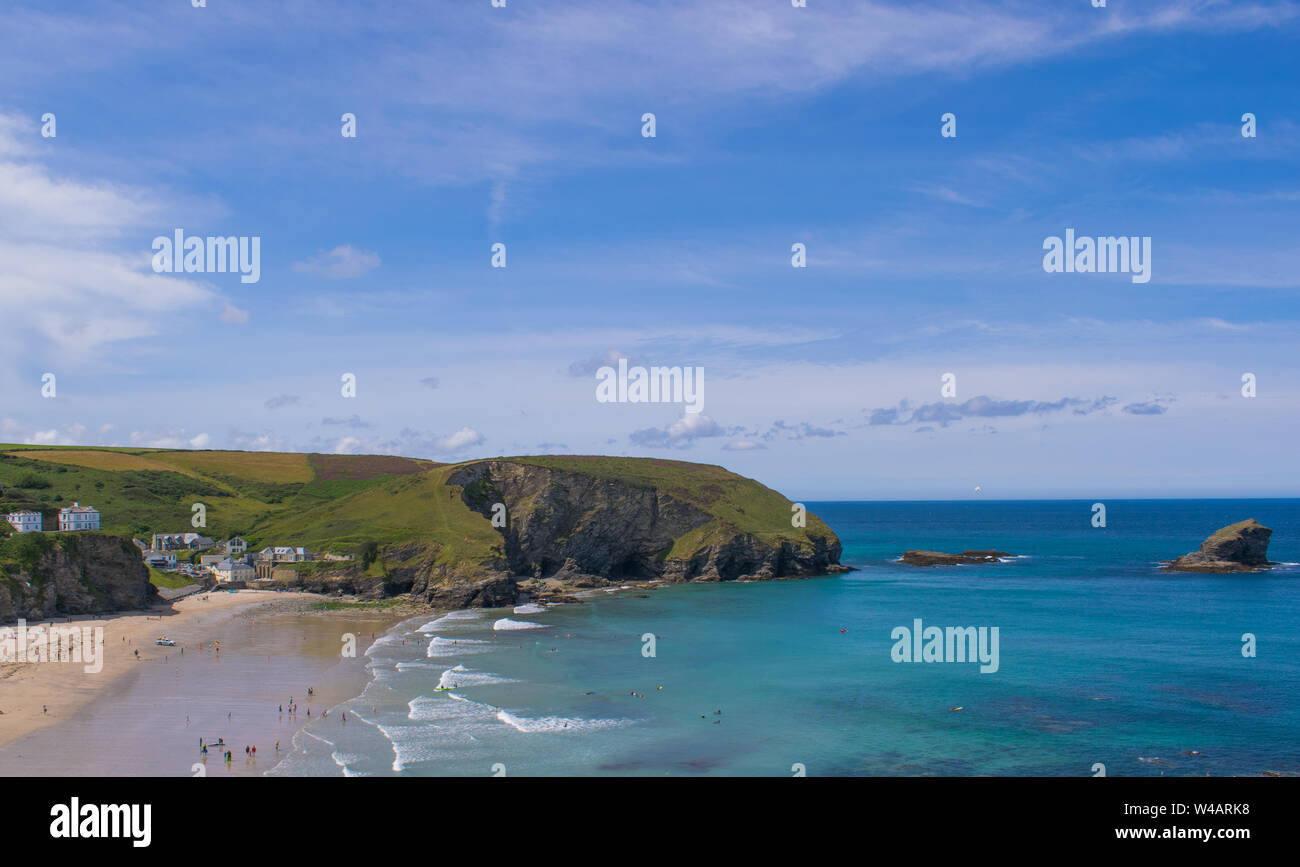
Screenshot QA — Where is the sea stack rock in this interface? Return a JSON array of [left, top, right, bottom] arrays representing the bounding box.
[[900, 550, 1011, 567], [1164, 519, 1272, 573]]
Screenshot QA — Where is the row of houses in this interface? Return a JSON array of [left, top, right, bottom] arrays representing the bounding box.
[[142, 536, 329, 584], [4, 503, 101, 534], [5, 506, 354, 587]]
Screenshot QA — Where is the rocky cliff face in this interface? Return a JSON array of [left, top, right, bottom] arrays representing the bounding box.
[[1164, 519, 1273, 573], [0, 535, 157, 622], [407, 460, 844, 607]]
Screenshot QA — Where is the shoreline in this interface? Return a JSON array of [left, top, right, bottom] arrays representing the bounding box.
[[0, 590, 313, 749], [0, 591, 421, 774]]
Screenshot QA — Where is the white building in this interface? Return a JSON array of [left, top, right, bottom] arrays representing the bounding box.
[[5, 511, 42, 533], [214, 559, 255, 584], [226, 536, 248, 557], [58, 503, 100, 532], [257, 546, 311, 562]]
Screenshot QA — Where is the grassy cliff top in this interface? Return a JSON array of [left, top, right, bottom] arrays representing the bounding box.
[[0, 446, 834, 570]]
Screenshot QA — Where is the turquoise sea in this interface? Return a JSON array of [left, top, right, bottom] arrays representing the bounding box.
[[274, 500, 1300, 777]]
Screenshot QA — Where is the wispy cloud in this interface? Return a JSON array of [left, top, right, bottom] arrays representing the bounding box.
[[866, 395, 1119, 428], [265, 394, 301, 410], [292, 245, 381, 279], [630, 413, 729, 449]]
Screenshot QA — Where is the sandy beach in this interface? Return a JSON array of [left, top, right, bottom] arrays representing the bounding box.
[[0, 590, 418, 775]]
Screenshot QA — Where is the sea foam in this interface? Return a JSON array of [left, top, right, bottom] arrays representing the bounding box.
[[493, 618, 549, 630]]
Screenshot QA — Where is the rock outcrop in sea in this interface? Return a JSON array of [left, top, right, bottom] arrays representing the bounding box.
[[900, 550, 1011, 567], [1163, 519, 1273, 573]]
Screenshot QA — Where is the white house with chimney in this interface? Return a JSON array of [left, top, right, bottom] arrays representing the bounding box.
[[58, 503, 100, 532], [5, 511, 42, 533], [214, 559, 255, 584], [257, 546, 311, 562]]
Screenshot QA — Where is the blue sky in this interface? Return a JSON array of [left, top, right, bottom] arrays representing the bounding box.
[[1, 0, 1297, 499]]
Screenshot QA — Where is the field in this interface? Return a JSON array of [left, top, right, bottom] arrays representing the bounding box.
[[0, 445, 431, 554], [0, 446, 833, 581]]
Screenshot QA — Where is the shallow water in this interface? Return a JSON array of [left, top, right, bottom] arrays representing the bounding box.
[[277, 499, 1300, 777]]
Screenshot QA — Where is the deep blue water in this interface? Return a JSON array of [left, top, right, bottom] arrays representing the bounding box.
[[276, 500, 1300, 777]]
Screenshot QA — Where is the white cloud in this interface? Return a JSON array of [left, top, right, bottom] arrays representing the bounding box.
[[127, 428, 212, 449], [228, 431, 288, 452], [292, 245, 381, 279], [331, 436, 363, 454], [722, 438, 766, 451], [630, 413, 726, 449], [220, 302, 249, 324], [0, 110, 216, 360], [433, 427, 484, 453]]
